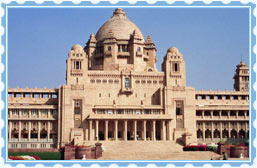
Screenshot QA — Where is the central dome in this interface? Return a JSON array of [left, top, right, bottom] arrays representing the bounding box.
[[95, 8, 145, 42]]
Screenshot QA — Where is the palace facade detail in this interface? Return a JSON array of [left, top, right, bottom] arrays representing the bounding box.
[[8, 8, 249, 149]]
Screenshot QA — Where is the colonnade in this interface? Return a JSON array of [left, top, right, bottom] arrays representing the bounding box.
[[87, 120, 172, 141]]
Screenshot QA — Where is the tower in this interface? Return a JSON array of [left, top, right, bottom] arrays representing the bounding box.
[[161, 47, 186, 87], [66, 44, 88, 85], [233, 61, 249, 92]]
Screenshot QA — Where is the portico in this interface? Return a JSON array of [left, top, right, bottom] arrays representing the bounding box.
[[88, 119, 172, 141]]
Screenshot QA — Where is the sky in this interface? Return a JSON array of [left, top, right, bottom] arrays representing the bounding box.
[[8, 7, 249, 90]]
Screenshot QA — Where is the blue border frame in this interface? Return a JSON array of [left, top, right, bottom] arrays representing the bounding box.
[[1, 1, 256, 167]]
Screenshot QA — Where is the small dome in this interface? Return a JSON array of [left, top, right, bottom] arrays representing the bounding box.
[[167, 47, 179, 53], [71, 44, 83, 51], [95, 8, 144, 42]]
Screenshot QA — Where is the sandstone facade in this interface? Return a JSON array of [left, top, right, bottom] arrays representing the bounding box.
[[8, 8, 249, 150]]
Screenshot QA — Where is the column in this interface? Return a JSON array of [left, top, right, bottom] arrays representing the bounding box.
[[152, 120, 156, 141], [134, 120, 137, 141], [18, 121, 21, 140], [201, 110, 204, 119], [237, 122, 240, 138], [210, 111, 213, 119], [143, 120, 146, 141], [236, 110, 238, 119], [124, 120, 127, 141], [105, 120, 108, 141], [28, 109, 31, 118], [28, 121, 31, 141], [47, 121, 50, 141], [18, 109, 21, 118], [89, 120, 93, 141], [162, 120, 166, 141], [9, 121, 12, 140], [96, 120, 99, 141], [227, 110, 230, 119], [37, 121, 41, 141], [115, 120, 118, 141], [219, 122, 222, 139], [9, 109, 12, 118], [228, 122, 231, 138], [211, 122, 213, 141], [167, 120, 172, 141], [47, 109, 51, 118], [244, 110, 247, 119], [219, 110, 221, 119], [202, 122, 205, 141]]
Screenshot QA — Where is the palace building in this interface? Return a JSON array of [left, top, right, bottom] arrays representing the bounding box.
[[8, 8, 249, 149]]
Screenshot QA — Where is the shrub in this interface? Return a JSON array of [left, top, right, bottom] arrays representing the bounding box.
[[8, 152, 63, 160], [183, 145, 207, 151], [207, 145, 218, 152]]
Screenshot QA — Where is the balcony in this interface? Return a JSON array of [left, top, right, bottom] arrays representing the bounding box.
[[95, 53, 104, 58], [136, 51, 143, 57], [117, 52, 130, 57], [143, 55, 149, 60], [105, 51, 112, 57]]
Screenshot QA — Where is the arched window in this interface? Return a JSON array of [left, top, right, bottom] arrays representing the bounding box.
[[174, 63, 179, 72], [108, 46, 111, 51]]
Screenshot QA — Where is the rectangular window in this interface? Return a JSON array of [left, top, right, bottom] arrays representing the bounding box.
[[21, 110, 29, 115], [117, 109, 124, 114], [135, 110, 141, 114], [40, 110, 48, 115], [96, 109, 105, 114], [144, 109, 151, 115], [107, 109, 113, 114], [74, 61, 81, 70], [74, 100, 82, 115], [125, 109, 133, 114], [31, 110, 38, 116], [12, 109, 19, 116], [125, 78, 130, 88], [153, 109, 160, 114]]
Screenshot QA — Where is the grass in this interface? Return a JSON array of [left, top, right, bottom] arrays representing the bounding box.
[[8, 152, 64, 160]]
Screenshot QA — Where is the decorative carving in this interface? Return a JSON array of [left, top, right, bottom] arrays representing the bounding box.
[[71, 85, 84, 90]]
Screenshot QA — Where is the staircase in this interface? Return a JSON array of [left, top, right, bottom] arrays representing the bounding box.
[[99, 141, 183, 160]]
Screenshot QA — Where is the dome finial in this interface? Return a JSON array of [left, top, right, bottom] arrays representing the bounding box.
[[113, 8, 126, 17]]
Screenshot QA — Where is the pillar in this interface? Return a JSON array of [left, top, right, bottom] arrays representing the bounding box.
[[210, 110, 213, 119], [89, 120, 93, 141], [202, 110, 204, 119], [219, 110, 221, 119], [28, 121, 31, 141], [244, 110, 247, 119], [237, 122, 240, 138], [18, 121, 21, 140], [202, 122, 205, 141], [167, 120, 172, 141], [47, 121, 50, 141], [228, 122, 231, 138], [211, 122, 213, 141], [48, 109, 50, 118], [9, 121, 12, 140], [227, 110, 230, 119], [236, 110, 238, 119], [161, 120, 166, 140], [219, 122, 222, 138], [124, 120, 127, 141], [143, 120, 146, 141], [105, 120, 108, 141], [96, 120, 99, 141], [37, 121, 41, 141], [134, 120, 137, 141], [115, 120, 118, 141], [152, 120, 156, 141]]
